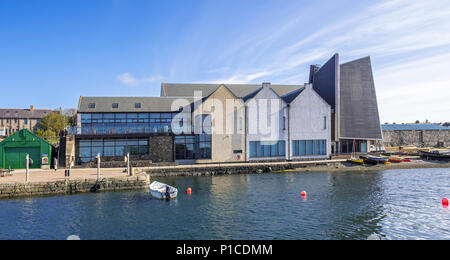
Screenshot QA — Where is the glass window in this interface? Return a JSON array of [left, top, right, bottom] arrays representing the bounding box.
[[279, 141, 286, 156], [320, 140, 327, 155], [112, 103, 119, 109], [135, 103, 141, 109], [271, 143, 278, 156], [88, 103, 96, 109], [306, 141, 313, 155], [314, 140, 320, 155], [250, 142, 257, 158], [79, 140, 91, 147], [293, 141, 299, 156], [150, 113, 161, 119]]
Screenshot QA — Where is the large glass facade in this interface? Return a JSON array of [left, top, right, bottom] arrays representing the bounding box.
[[175, 134, 212, 160], [80, 113, 177, 134], [249, 141, 286, 158], [76, 138, 149, 164], [292, 140, 327, 156], [339, 139, 368, 154]]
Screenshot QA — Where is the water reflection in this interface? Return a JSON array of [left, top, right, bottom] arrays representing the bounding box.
[[0, 168, 449, 240]]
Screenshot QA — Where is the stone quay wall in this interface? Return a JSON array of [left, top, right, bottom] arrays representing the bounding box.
[[0, 174, 150, 199], [145, 160, 343, 177], [383, 130, 450, 148]]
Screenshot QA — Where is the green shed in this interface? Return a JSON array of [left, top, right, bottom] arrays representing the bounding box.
[[0, 129, 53, 169]]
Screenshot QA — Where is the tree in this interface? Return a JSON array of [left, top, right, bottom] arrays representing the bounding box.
[[37, 111, 72, 144], [39, 111, 70, 133], [63, 108, 77, 127], [36, 129, 58, 144]]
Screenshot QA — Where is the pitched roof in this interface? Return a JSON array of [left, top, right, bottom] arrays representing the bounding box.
[[281, 87, 306, 104], [78, 96, 195, 113], [0, 109, 52, 119], [161, 83, 304, 98], [382, 124, 450, 131], [242, 87, 263, 102]]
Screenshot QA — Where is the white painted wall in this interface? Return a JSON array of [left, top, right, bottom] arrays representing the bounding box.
[[288, 84, 331, 159], [245, 85, 289, 161]]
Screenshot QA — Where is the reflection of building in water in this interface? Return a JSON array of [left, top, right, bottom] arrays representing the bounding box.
[[325, 172, 385, 239]]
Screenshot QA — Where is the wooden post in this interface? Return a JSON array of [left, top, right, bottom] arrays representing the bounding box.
[[127, 153, 131, 176], [26, 154, 29, 183], [97, 153, 101, 179]]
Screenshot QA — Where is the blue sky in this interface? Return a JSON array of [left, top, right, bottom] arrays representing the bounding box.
[[1, 0, 449, 123]]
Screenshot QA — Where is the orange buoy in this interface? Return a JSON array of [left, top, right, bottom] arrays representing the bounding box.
[[443, 197, 449, 207], [301, 191, 307, 197], [187, 187, 192, 195]]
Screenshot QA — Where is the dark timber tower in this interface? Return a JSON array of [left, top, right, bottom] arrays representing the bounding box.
[[310, 54, 383, 154]]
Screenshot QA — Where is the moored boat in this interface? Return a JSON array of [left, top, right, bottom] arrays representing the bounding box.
[[389, 156, 404, 163], [348, 157, 364, 164], [360, 155, 389, 165], [418, 150, 450, 161], [149, 181, 178, 199]]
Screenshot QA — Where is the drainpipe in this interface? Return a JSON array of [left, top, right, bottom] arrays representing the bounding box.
[[287, 105, 291, 161], [244, 105, 248, 162]]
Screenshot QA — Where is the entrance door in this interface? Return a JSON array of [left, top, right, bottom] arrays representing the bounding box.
[[5, 147, 41, 169]]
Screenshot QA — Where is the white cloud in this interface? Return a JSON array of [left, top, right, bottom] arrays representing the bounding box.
[[116, 73, 160, 86]]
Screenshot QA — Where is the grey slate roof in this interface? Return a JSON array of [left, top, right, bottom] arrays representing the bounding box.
[[0, 109, 52, 119], [78, 96, 195, 113], [382, 124, 450, 131], [281, 87, 306, 104], [242, 87, 263, 102], [161, 83, 304, 99]]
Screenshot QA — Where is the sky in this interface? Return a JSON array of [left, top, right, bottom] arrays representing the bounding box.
[[0, 0, 449, 123]]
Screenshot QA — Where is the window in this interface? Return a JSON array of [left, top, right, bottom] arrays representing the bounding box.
[[292, 140, 327, 156], [175, 136, 197, 160], [323, 116, 327, 130], [199, 134, 212, 159], [89, 103, 96, 109], [24, 119, 28, 124], [283, 116, 287, 130], [76, 138, 149, 165], [112, 103, 119, 109], [249, 141, 286, 158], [135, 103, 141, 109]]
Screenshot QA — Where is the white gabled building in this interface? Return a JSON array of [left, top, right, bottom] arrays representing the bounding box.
[[282, 84, 331, 160], [244, 83, 289, 161]]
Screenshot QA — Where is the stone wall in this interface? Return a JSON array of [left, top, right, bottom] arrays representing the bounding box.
[[383, 130, 450, 147], [149, 135, 174, 163], [0, 174, 150, 199], [146, 161, 339, 177]]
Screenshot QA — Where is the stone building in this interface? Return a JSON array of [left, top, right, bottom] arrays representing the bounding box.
[[0, 106, 52, 137], [382, 124, 450, 148]]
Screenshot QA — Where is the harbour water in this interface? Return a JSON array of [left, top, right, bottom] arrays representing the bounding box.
[[0, 168, 449, 240]]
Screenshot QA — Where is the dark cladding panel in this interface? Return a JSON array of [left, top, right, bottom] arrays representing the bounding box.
[[312, 54, 338, 109], [339, 57, 382, 140]]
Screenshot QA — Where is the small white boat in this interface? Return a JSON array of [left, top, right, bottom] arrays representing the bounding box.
[[149, 181, 178, 199]]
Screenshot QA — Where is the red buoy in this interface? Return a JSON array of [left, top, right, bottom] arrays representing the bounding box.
[[187, 187, 192, 195], [301, 191, 307, 197], [443, 197, 449, 207]]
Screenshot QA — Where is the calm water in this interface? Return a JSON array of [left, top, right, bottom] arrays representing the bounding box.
[[1, 168, 449, 240]]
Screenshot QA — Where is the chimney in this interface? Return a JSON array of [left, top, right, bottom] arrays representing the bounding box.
[[262, 82, 271, 88], [309, 65, 320, 84], [30, 105, 34, 111]]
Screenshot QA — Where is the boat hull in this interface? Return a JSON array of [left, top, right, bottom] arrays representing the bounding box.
[[149, 181, 178, 199]]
